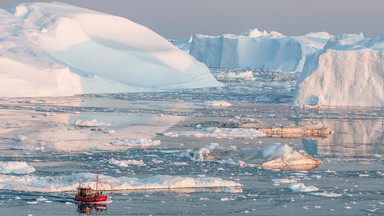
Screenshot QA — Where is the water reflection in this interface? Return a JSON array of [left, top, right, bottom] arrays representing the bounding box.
[[77, 203, 107, 215], [302, 119, 384, 157]]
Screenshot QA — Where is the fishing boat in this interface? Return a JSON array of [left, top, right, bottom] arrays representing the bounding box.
[[74, 168, 107, 202]]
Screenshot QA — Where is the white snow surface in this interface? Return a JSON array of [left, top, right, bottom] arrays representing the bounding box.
[[294, 33, 384, 107], [187, 29, 330, 71], [0, 2, 221, 97], [0, 162, 35, 174], [0, 173, 242, 192], [74, 119, 110, 127]]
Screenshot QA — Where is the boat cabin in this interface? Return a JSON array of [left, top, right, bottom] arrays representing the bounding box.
[[77, 187, 93, 197]]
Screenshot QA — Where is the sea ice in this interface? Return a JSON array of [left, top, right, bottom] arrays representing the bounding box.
[[0, 162, 35, 174], [74, 119, 110, 127], [261, 144, 322, 170], [107, 158, 146, 167], [110, 139, 161, 147], [288, 183, 319, 192], [162, 127, 265, 139]]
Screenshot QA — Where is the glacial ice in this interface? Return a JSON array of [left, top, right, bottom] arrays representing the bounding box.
[[294, 33, 384, 107], [0, 2, 221, 97], [184, 29, 330, 71], [0, 162, 35, 174], [0, 173, 242, 192]]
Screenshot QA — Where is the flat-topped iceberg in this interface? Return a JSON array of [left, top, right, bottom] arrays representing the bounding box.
[[0, 173, 241, 192], [294, 33, 384, 107], [179, 28, 330, 71], [0, 2, 221, 97]]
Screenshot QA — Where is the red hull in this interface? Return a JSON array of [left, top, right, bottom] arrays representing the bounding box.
[[74, 195, 107, 202]]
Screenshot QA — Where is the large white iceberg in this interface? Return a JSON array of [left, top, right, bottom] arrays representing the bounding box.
[[182, 28, 330, 71], [0, 173, 241, 192], [294, 33, 384, 107], [0, 2, 221, 97]]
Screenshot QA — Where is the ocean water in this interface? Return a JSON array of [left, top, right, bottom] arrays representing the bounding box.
[[0, 70, 383, 215]]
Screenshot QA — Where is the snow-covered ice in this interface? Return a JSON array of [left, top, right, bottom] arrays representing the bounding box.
[[0, 162, 35, 174], [0, 2, 221, 97], [0, 173, 241, 192], [201, 101, 232, 107], [294, 33, 384, 107]]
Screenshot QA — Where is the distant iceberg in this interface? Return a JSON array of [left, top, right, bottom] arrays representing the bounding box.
[[175, 28, 330, 72], [294, 33, 384, 107], [0, 2, 221, 97]]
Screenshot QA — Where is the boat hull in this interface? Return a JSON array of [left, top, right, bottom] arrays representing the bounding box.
[[74, 195, 107, 202]]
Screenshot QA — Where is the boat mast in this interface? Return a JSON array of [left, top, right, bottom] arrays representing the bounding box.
[[96, 167, 99, 195]]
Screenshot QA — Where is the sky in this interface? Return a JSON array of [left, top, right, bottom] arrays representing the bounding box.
[[1, 0, 383, 40]]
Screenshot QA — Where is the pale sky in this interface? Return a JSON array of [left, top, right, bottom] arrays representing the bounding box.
[[1, 0, 383, 40]]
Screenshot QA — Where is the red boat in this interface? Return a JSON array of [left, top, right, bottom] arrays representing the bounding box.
[[74, 168, 108, 202]]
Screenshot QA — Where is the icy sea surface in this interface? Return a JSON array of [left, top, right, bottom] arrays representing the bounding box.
[[0, 70, 383, 215]]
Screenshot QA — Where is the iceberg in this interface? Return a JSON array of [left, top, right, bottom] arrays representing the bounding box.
[[0, 161, 35, 174], [183, 28, 330, 71], [0, 2, 221, 97], [294, 33, 384, 107], [0, 173, 242, 192]]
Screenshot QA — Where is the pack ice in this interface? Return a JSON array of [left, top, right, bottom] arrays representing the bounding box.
[[177, 28, 330, 71], [294, 33, 384, 107], [0, 2, 221, 97]]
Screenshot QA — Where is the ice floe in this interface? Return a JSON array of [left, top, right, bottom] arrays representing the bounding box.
[[109, 139, 161, 147], [0, 173, 241, 192], [106, 158, 146, 167], [181, 143, 322, 170], [288, 183, 319, 192], [0, 162, 35, 174], [261, 144, 322, 170], [161, 127, 265, 139], [201, 101, 232, 107], [74, 119, 110, 127], [310, 192, 342, 198]]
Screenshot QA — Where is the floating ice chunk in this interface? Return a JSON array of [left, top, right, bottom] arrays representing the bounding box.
[[12, 135, 29, 142], [288, 183, 319, 192], [202, 101, 232, 107], [262, 144, 292, 158], [107, 158, 146, 167], [110, 139, 161, 147], [216, 71, 255, 81], [0, 173, 242, 192], [0, 161, 35, 174], [163, 127, 265, 139], [74, 119, 110, 127], [310, 192, 342, 197], [223, 187, 243, 193], [27, 201, 38, 205], [90, 146, 103, 151], [11, 145, 44, 151], [272, 179, 297, 184], [261, 144, 322, 170]]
